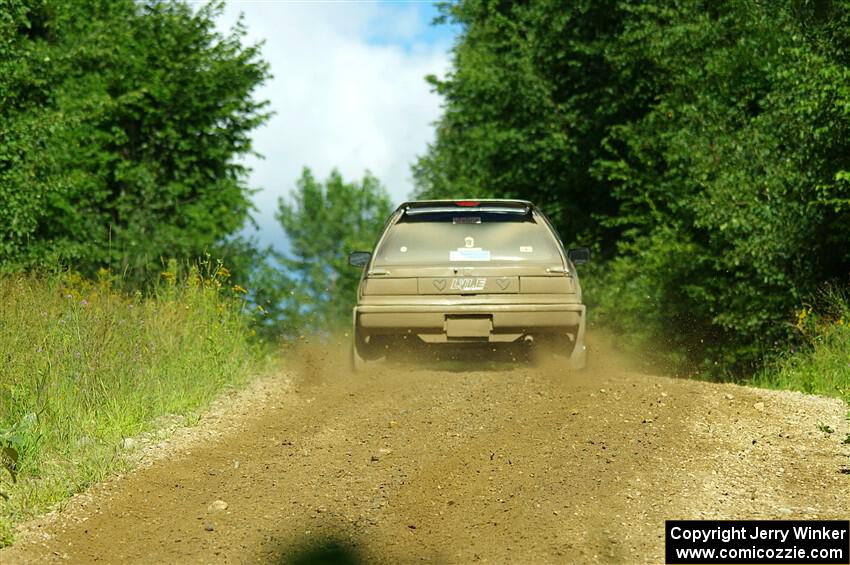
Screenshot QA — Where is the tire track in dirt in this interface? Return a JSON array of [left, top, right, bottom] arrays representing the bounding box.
[[2, 344, 847, 564]]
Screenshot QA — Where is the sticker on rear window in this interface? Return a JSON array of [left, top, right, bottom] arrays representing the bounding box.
[[520, 246, 533, 253], [449, 248, 491, 261]]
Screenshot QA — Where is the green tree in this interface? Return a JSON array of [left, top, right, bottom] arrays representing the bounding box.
[[594, 0, 850, 371], [419, 0, 850, 373], [414, 0, 638, 254], [274, 168, 394, 334], [0, 0, 270, 280]]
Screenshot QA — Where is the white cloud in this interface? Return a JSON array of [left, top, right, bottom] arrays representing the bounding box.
[[214, 1, 454, 250]]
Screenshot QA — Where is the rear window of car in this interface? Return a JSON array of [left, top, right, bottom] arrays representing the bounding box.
[[372, 209, 564, 266]]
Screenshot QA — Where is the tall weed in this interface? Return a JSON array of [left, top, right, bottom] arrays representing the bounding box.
[[0, 261, 266, 544]]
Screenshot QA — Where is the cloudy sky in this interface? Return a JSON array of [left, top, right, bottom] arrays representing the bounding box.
[[213, 1, 460, 251]]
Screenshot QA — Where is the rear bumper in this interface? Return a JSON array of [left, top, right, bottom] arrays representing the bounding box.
[[354, 302, 585, 337]]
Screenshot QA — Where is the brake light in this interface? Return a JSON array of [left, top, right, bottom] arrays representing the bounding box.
[[456, 200, 479, 207]]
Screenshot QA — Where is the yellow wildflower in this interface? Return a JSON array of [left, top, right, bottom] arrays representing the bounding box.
[[795, 307, 812, 330]]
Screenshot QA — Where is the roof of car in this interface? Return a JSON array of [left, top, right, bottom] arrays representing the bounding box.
[[401, 199, 534, 210], [399, 200, 536, 217]]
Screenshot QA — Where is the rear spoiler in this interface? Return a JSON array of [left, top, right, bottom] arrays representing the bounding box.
[[404, 205, 531, 216]]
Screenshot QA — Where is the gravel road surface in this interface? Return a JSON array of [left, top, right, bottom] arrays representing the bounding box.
[[2, 343, 848, 564]]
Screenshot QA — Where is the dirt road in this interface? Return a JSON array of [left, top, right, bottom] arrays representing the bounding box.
[[2, 343, 848, 564]]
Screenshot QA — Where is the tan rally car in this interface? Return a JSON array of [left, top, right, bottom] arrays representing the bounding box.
[[348, 199, 589, 369]]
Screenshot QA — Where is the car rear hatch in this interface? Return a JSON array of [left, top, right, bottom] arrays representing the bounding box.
[[362, 264, 576, 297]]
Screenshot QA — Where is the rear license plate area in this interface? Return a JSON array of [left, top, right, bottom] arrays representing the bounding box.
[[445, 315, 493, 338]]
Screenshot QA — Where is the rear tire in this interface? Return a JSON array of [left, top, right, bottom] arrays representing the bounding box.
[[568, 340, 587, 370], [532, 331, 586, 370], [351, 340, 367, 372], [570, 319, 587, 370], [351, 327, 381, 372]]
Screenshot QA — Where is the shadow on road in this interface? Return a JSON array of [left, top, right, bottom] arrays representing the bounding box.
[[274, 537, 363, 565]]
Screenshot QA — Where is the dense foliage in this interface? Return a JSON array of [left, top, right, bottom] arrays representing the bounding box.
[[417, 0, 850, 373], [414, 0, 631, 251], [0, 0, 269, 280], [271, 168, 393, 335]]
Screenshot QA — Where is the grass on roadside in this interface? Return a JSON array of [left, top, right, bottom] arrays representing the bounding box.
[[753, 323, 850, 403], [753, 284, 850, 456], [0, 261, 268, 546], [753, 284, 850, 404]]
